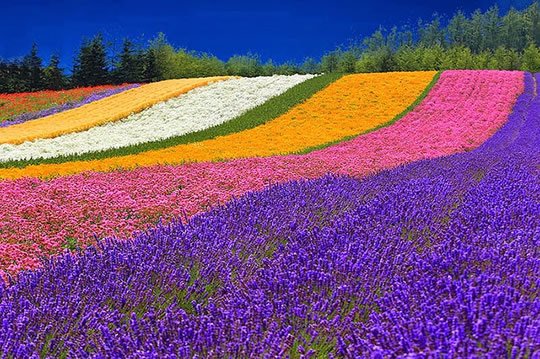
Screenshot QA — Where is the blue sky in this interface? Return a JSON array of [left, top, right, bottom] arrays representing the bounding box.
[[0, 0, 533, 69]]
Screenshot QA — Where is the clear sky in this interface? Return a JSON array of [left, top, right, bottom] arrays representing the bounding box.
[[0, 0, 533, 69]]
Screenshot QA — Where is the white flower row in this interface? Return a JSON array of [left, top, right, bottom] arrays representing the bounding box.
[[0, 74, 315, 162]]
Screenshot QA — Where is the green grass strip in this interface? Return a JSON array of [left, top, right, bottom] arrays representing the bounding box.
[[294, 71, 442, 155], [0, 73, 343, 169]]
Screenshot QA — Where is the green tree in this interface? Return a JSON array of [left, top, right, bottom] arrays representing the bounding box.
[[489, 46, 521, 70], [521, 43, 540, 71], [43, 54, 66, 90], [355, 48, 394, 73], [448, 11, 468, 47], [142, 48, 160, 82], [261, 59, 276, 76], [198, 54, 226, 76], [394, 46, 423, 71], [225, 54, 261, 77], [22, 43, 44, 91], [337, 51, 357, 73], [300, 57, 320, 74], [419, 45, 444, 70], [502, 8, 529, 51], [418, 17, 445, 48], [526, 2, 540, 46], [276, 62, 299, 75], [484, 6, 502, 51], [149, 33, 179, 80], [115, 39, 143, 83], [72, 34, 109, 86], [321, 51, 340, 72], [441, 46, 475, 69]]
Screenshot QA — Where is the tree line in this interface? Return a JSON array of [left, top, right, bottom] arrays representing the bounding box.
[[344, 1, 540, 73], [2, 1, 540, 93], [0, 33, 320, 93]]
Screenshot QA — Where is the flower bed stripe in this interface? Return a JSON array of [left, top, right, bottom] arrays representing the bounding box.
[[0, 77, 232, 145]]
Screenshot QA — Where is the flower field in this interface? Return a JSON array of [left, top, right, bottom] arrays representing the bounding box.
[[0, 70, 538, 356]]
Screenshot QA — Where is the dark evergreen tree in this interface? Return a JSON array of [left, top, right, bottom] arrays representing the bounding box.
[[72, 34, 109, 86], [43, 54, 66, 90], [142, 48, 160, 82], [21, 43, 43, 91], [114, 39, 144, 83]]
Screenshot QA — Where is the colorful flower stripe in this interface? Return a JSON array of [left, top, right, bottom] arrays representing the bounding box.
[[0, 75, 315, 162], [0, 77, 232, 145], [0, 85, 128, 123], [0, 73, 537, 355], [0, 71, 436, 177], [0, 84, 141, 128], [0, 70, 523, 275]]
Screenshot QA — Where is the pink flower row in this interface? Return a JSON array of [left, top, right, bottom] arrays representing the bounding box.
[[0, 70, 524, 277]]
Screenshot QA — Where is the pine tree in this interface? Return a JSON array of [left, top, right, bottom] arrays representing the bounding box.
[[142, 48, 160, 82], [22, 43, 44, 91], [72, 34, 109, 86], [115, 39, 143, 83], [43, 54, 66, 90]]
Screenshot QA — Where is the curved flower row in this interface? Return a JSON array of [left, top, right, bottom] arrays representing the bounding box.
[[0, 73, 537, 355], [0, 75, 315, 162], [0, 72, 437, 176], [0, 70, 524, 276], [0, 77, 232, 145], [0, 84, 130, 123], [0, 84, 141, 128]]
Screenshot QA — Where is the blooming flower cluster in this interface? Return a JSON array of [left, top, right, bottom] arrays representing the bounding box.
[[0, 85, 129, 123], [0, 73, 537, 355], [0, 70, 523, 275], [0, 75, 313, 161], [0, 77, 231, 145], [0, 84, 140, 128]]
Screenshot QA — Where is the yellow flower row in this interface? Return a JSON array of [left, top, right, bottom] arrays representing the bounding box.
[[0, 71, 436, 179], [0, 77, 232, 145]]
